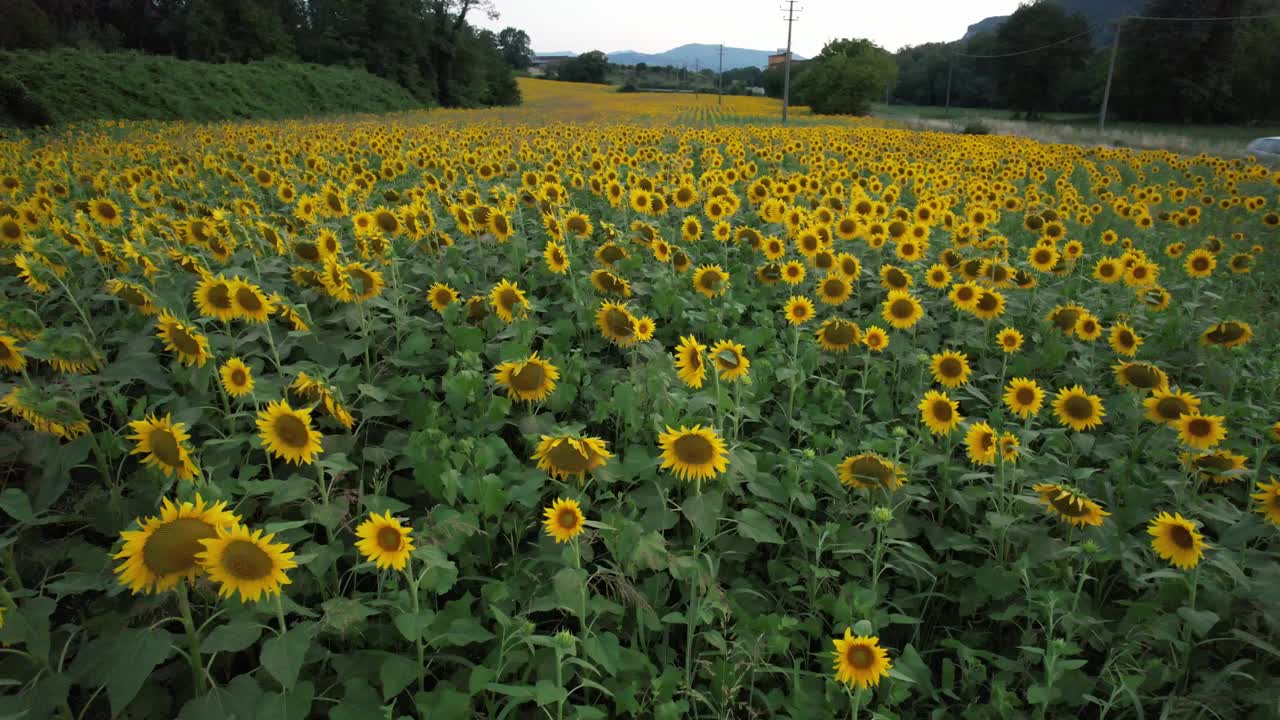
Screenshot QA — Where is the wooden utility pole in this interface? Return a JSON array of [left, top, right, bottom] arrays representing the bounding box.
[[944, 53, 954, 114], [718, 44, 724, 106], [1099, 21, 1122, 131], [781, 0, 800, 125]]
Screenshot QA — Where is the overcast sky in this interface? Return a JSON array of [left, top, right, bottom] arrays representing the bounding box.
[[475, 0, 1027, 57]]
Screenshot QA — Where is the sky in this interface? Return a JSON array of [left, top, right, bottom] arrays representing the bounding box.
[[474, 0, 1028, 57]]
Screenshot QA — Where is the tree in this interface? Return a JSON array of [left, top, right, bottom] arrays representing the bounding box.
[[992, 1, 1091, 119], [793, 38, 895, 115], [496, 26, 533, 69], [555, 50, 609, 84]]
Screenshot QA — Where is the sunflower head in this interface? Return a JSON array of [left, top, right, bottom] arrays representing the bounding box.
[[197, 523, 298, 602], [256, 399, 324, 465], [114, 494, 241, 594], [533, 435, 613, 481], [355, 511, 415, 571], [1032, 483, 1109, 527], [816, 318, 861, 353], [837, 452, 906, 490], [494, 352, 560, 403], [1052, 385, 1105, 432], [658, 424, 729, 484], [1147, 512, 1209, 570], [710, 339, 750, 382], [783, 295, 816, 326], [543, 498, 587, 543], [919, 390, 963, 436], [831, 629, 893, 689]]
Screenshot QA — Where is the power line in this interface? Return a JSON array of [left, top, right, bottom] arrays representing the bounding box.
[[1124, 12, 1280, 21], [950, 28, 1094, 58]]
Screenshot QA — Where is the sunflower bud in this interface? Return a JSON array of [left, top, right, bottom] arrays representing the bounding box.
[[553, 630, 577, 655], [871, 506, 894, 524]]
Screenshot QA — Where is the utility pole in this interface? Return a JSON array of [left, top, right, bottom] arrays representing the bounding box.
[[1099, 20, 1122, 131], [944, 52, 953, 115], [694, 58, 700, 97], [781, 0, 800, 125], [717, 44, 724, 106]]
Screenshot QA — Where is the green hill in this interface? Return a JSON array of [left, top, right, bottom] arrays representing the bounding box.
[[0, 49, 423, 127]]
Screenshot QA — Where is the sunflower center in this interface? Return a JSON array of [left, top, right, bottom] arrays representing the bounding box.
[[605, 309, 634, 337], [886, 269, 906, 287], [142, 518, 217, 576], [1169, 525, 1194, 550], [221, 538, 274, 580], [235, 286, 263, 313], [824, 279, 844, 296], [1118, 331, 1134, 346], [1049, 493, 1090, 517], [931, 400, 953, 421], [1016, 387, 1036, 406], [890, 299, 914, 319], [433, 289, 452, 306], [849, 456, 891, 485], [825, 322, 856, 345], [1187, 418, 1211, 437], [376, 526, 403, 552], [673, 434, 715, 465], [1194, 454, 1233, 472], [1052, 309, 1080, 331], [698, 272, 722, 290], [350, 269, 375, 296], [1122, 364, 1161, 388], [939, 357, 962, 378], [846, 645, 874, 669], [498, 289, 519, 310], [792, 305, 807, 319], [1063, 395, 1094, 420], [1193, 257, 1209, 271], [1155, 397, 1189, 419], [1209, 323, 1245, 343], [169, 325, 201, 356], [273, 413, 312, 449], [98, 203, 118, 220], [376, 212, 397, 233], [148, 426, 184, 467], [977, 293, 998, 312], [510, 361, 547, 392], [547, 440, 592, 473], [557, 508, 579, 530], [230, 368, 247, 386], [0, 343, 10, 360]]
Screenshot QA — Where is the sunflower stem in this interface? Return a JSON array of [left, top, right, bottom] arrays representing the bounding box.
[[262, 321, 283, 375], [405, 557, 427, 694], [846, 684, 862, 719], [176, 581, 207, 695], [274, 592, 288, 635], [573, 539, 588, 633]]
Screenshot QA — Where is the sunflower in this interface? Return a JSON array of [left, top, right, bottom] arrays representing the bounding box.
[[680, 216, 702, 242], [1002, 378, 1044, 418], [1108, 322, 1142, 357], [996, 328, 1023, 354], [879, 264, 913, 291], [634, 316, 656, 342], [949, 282, 981, 313], [494, 352, 560, 403], [219, 357, 254, 397], [590, 269, 631, 298], [490, 279, 529, 323], [837, 452, 906, 490], [229, 278, 274, 323], [919, 390, 963, 435], [113, 494, 240, 594], [1093, 258, 1122, 283], [1028, 245, 1060, 273], [1032, 483, 1110, 527], [1184, 249, 1216, 279], [533, 435, 612, 482], [543, 498, 586, 543], [107, 279, 157, 315], [154, 312, 211, 368], [999, 432, 1021, 463], [1142, 388, 1201, 425], [783, 295, 816, 326], [835, 253, 862, 279], [816, 318, 861, 353], [965, 421, 998, 465], [780, 260, 806, 285], [1182, 450, 1249, 485], [1147, 512, 1209, 570], [1073, 314, 1103, 341], [831, 629, 892, 690], [197, 524, 297, 602], [930, 350, 971, 389], [1113, 362, 1168, 393], [1052, 385, 1105, 432], [1, 386, 90, 439], [973, 290, 1006, 321], [1175, 413, 1226, 450], [925, 263, 951, 289], [1200, 321, 1252, 349], [354, 511, 415, 571], [863, 326, 889, 352], [658, 425, 729, 483], [127, 414, 200, 480], [89, 197, 124, 227], [882, 290, 924, 330], [673, 335, 708, 388], [710, 339, 750, 382], [692, 264, 729, 298], [1251, 478, 1280, 526], [1046, 304, 1086, 336], [346, 262, 385, 302], [256, 399, 324, 465], [427, 282, 460, 313], [595, 301, 637, 346], [0, 333, 25, 372], [543, 241, 570, 274]]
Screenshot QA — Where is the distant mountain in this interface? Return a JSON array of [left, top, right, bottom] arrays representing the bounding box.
[[607, 44, 803, 70], [961, 0, 1147, 43], [534, 51, 577, 58]]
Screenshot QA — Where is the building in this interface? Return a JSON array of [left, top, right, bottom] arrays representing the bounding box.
[[529, 54, 573, 77], [767, 49, 792, 67]]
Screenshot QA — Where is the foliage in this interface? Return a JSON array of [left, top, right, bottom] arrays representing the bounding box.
[[992, 1, 1093, 119], [794, 38, 896, 115], [0, 77, 1279, 720], [554, 51, 611, 84], [495, 27, 535, 70], [0, 49, 420, 126]]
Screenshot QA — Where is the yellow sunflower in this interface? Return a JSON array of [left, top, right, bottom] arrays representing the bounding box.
[[1108, 322, 1142, 357], [1200, 321, 1252, 349], [1113, 362, 1168, 393], [882, 290, 924, 330], [995, 328, 1023, 354], [783, 295, 816, 326], [494, 352, 560, 403], [1182, 450, 1249, 485], [89, 197, 124, 227], [192, 275, 236, 323], [919, 390, 963, 436], [1073, 314, 1103, 341], [1147, 512, 1209, 570], [1003, 378, 1044, 418], [781, 260, 806, 285], [831, 629, 893, 689], [346, 262, 385, 302], [219, 357, 254, 397], [837, 452, 906, 490], [815, 318, 861, 353], [965, 421, 998, 465], [428, 282, 460, 313], [1052, 385, 1105, 432], [710, 340, 750, 382], [532, 435, 612, 482], [256, 399, 324, 465], [1175, 413, 1226, 450], [197, 524, 297, 602], [634, 316, 656, 342], [0, 333, 26, 372], [229, 278, 275, 323], [1143, 388, 1201, 425], [930, 350, 971, 389], [595, 301, 637, 347], [673, 335, 708, 388], [692, 264, 729, 298], [490, 279, 529, 323], [1032, 483, 1110, 527], [113, 494, 241, 594], [863, 326, 889, 352], [816, 274, 851, 306], [354, 511, 415, 571], [658, 425, 729, 483], [155, 311, 212, 368], [1251, 478, 1280, 526], [128, 413, 199, 481], [949, 282, 981, 313], [543, 498, 586, 543], [545, 242, 570, 274]]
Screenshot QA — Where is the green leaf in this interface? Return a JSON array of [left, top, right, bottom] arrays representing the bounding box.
[[321, 598, 376, 633], [1177, 607, 1219, 638], [0, 488, 34, 522], [681, 490, 722, 539], [735, 508, 784, 544], [534, 680, 568, 706], [203, 621, 263, 654], [414, 545, 459, 595], [261, 622, 313, 691], [379, 653, 419, 700], [105, 628, 174, 715], [553, 567, 589, 617], [395, 608, 434, 642]]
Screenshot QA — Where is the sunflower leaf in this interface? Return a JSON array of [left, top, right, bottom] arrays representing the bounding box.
[[735, 508, 784, 545], [260, 622, 314, 692]]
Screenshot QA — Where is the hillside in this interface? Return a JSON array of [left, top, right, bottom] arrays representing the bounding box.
[[962, 0, 1147, 42], [0, 49, 422, 126], [607, 44, 804, 70]]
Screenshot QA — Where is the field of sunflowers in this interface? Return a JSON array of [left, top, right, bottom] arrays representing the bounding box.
[[1, 78, 1279, 719]]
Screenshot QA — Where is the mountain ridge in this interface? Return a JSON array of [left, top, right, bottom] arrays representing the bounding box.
[[606, 43, 804, 70]]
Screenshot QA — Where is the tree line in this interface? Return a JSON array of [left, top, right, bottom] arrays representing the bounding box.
[[892, 0, 1280, 124], [1, 0, 536, 108]]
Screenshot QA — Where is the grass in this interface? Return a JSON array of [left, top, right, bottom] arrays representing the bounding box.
[[0, 49, 423, 126]]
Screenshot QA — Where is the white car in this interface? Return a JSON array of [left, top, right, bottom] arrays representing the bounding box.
[[1246, 137, 1280, 163]]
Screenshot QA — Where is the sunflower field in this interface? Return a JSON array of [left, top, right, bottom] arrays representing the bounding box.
[[1, 78, 1279, 719]]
